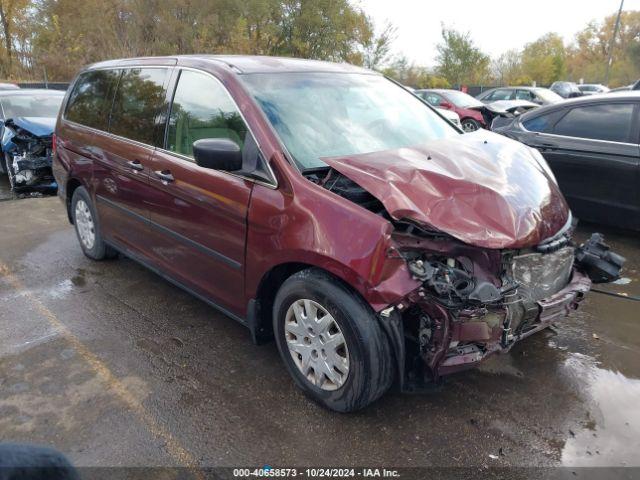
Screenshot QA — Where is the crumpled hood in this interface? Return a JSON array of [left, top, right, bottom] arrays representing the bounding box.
[[473, 100, 539, 114], [322, 130, 570, 249], [4, 117, 56, 137]]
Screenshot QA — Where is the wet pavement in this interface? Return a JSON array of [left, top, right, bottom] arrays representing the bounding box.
[[1, 186, 639, 475], [0, 174, 12, 201]]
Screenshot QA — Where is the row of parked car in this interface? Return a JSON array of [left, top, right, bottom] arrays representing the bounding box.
[[412, 82, 640, 230], [2, 76, 637, 233], [1, 75, 636, 234]]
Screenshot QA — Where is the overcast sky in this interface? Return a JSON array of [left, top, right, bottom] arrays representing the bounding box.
[[361, 0, 640, 66]]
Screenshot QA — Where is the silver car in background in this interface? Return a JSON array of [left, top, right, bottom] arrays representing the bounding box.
[[477, 86, 562, 105], [578, 84, 609, 95]]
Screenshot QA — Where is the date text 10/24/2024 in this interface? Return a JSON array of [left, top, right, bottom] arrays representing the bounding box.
[[232, 468, 401, 478]]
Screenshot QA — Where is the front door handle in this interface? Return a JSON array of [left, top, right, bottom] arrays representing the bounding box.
[[155, 170, 175, 183], [127, 160, 144, 171]]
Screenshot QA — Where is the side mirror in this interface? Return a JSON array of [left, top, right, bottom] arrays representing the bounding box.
[[440, 101, 453, 109], [193, 138, 242, 171]]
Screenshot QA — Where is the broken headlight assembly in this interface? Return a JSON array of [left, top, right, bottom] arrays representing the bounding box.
[[407, 256, 506, 306]]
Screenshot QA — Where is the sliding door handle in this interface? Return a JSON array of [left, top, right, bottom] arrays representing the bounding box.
[[127, 160, 144, 171], [155, 170, 175, 183]]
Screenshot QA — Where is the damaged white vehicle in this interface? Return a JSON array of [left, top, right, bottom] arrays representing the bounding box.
[[0, 89, 65, 193]]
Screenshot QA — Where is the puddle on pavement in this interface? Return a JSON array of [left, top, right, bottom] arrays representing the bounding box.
[[560, 352, 640, 466], [3, 276, 87, 302], [46, 279, 74, 299]]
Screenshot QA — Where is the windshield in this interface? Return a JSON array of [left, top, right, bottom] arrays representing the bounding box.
[[1, 93, 64, 118], [441, 90, 483, 108], [241, 73, 458, 170], [534, 88, 563, 102]]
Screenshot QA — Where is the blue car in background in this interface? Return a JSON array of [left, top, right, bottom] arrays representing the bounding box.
[[0, 89, 65, 193]]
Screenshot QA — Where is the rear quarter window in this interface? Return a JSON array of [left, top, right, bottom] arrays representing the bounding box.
[[65, 69, 120, 130], [553, 103, 635, 142]]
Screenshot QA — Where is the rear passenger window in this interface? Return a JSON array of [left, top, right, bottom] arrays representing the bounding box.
[[65, 70, 120, 130], [166, 70, 249, 158], [110, 68, 169, 146], [515, 90, 534, 101], [488, 89, 513, 101], [553, 103, 635, 142]]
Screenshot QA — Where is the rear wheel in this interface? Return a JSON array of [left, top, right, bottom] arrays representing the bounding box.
[[71, 186, 118, 260], [273, 268, 394, 412], [461, 118, 481, 132]]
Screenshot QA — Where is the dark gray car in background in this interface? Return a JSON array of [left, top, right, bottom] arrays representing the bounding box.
[[493, 92, 640, 230]]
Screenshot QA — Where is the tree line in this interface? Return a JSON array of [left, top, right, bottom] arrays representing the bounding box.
[[386, 11, 640, 89], [0, 0, 391, 81], [0, 0, 638, 89]]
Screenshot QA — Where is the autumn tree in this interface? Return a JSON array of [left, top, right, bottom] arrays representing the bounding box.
[[521, 33, 566, 85], [567, 11, 640, 86], [0, 0, 29, 77], [24, 0, 382, 81], [435, 26, 490, 86], [363, 22, 396, 70], [491, 49, 531, 85], [381, 55, 450, 89]]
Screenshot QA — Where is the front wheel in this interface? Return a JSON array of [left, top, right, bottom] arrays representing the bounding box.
[[273, 269, 394, 412], [461, 118, 482, 132]]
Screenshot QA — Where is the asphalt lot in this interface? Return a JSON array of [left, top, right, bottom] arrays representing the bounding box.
[[1, 175, 639, 476]]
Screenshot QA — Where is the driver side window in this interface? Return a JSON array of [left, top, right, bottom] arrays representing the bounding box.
[[167, 70, 249, 158], [515, 90, 534, 101]]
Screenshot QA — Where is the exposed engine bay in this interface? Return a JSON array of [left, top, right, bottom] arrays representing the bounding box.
[[309, 164, 625, 390], [2, 118, 57, 193]]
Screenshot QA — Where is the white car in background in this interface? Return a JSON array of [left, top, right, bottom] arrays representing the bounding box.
[[578, 84, 609, 95]]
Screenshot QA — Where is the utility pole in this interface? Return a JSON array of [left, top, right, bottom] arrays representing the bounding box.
[[605, 0, 625, 86]]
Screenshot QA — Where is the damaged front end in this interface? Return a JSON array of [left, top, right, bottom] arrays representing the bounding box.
[[319, 130, 625, 390], [382, 223, 624, 390], [468, 100, 539, 131], [2, 118, 57, 193]]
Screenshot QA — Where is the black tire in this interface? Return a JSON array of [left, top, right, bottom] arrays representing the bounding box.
[[70, 186, 118, 260], [273, 268, 394, 412], [461, 118, 481, 132]]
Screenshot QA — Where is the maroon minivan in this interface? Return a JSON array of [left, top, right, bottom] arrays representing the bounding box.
[[53, 56, 622, 412]]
